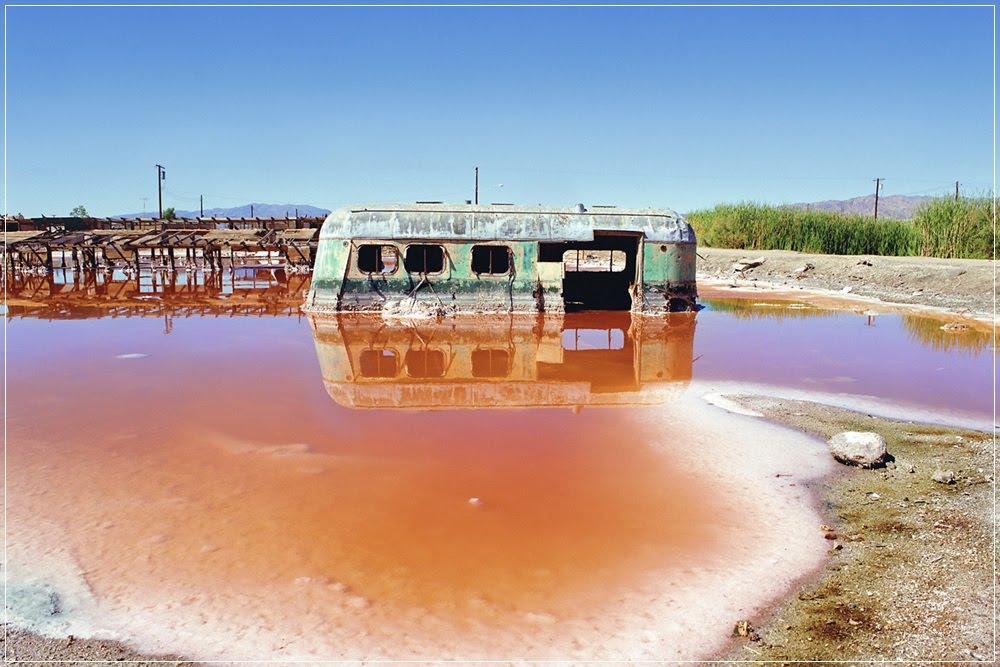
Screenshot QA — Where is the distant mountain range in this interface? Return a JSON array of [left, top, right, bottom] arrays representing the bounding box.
[[110, 195, 934, 221], [112, 203, 331, 219], [786, 194, 933, 220]]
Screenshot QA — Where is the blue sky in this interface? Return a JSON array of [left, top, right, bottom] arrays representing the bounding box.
[[4, 4, 995, 216]]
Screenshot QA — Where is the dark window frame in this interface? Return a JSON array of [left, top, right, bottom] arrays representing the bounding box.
[[471, 347, 512, 378], [356, 244, 399, 275], [470, 244, 512, 276], [403, 244, 446, 275], [358, 347, 399, 378], [404, 348, 447, 378]]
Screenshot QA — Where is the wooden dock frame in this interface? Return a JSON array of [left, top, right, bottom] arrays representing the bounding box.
[[2, 227, 320, 275]]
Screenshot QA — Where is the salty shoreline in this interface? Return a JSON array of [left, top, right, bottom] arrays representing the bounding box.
[[714, 394, 994, 663], [696, 246, 996, 326], [5, 389, 836, 663], [6, 386, 992, 664]]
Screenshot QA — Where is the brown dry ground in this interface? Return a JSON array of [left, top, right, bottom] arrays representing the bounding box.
[[1, 628, 193, 665], [5, 251, 996, 664], [714, 396, 995, 665], [697, 247, 996, 324]]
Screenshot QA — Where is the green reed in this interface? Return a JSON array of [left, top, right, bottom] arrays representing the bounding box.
[[911, 195, 995, 260], [687, 203, 921, 256]]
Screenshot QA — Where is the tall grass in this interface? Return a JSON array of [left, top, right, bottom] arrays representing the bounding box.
[[911, 196, 995, 260], [687, 203, 921, 256], [689, 197, 996, 259]]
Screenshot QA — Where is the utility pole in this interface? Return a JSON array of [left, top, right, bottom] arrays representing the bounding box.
[[140, 197, 149, 214], [250, 204, 254, 218], [955, 181, 960, 201], [873, 177, 882, 221], [475, 167, 479, 205], [200, 195, 204, 217], [156, 164, 166, 218]]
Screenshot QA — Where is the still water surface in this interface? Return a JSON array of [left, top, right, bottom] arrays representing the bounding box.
[[3, 272, 993, 660]]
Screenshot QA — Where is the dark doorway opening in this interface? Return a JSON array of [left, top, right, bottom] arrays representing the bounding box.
[[539, 233, 640, 311]]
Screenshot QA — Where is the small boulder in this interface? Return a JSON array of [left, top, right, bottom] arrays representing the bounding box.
[[932, 469, 956, 485], [827, 431, 888, 468]]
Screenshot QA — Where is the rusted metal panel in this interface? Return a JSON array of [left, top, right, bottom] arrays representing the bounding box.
[[319, 204, 694, 244]]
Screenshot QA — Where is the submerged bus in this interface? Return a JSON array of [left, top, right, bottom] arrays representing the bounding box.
[[304, 203, 697, 315]]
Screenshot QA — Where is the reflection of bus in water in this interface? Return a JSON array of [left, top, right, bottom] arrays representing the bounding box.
[[309, 312, 695, 410]]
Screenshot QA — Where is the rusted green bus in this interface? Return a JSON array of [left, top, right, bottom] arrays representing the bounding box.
[[304, 203, 696, 314]]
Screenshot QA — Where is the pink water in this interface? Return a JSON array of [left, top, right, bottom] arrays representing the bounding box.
[[3, 281, 992, 659]]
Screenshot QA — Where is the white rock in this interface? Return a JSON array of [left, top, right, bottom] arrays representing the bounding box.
[[827, 431, 888, 468], [932, 469, 956, 484]]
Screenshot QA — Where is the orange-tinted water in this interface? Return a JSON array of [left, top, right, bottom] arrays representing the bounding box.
[[5, 307, 726, 648], [4, 275, 992, 659]]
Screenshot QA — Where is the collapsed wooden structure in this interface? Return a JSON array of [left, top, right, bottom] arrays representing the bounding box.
[[3, 227, 320, 273]]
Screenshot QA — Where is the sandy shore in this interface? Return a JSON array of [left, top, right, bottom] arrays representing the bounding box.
[[696, 247, 995, 325], [714, 394, 994, 663]]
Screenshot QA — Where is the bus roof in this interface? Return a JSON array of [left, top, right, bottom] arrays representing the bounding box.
[[319, 203, 695, 244]]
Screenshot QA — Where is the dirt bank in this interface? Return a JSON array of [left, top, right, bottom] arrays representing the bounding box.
[[715, 395, 994, 663], [1, 627, 193, 665], [697, 248, 995, 323]]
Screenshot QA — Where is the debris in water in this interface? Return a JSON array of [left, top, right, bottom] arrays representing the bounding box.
[[468, 497, 482, 506], [115, 353, 149, 359]]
